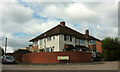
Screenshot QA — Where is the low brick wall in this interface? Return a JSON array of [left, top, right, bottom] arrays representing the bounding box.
[[22, 51, 92, 63]]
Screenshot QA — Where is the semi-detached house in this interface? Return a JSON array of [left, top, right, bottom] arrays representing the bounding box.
[[29, 21, 100, 52]]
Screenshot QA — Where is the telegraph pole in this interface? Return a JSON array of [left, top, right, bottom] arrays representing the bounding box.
[[4, 38, 7, 55]]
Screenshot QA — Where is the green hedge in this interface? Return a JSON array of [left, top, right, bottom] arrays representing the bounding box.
[[101, 50, 119, 61]]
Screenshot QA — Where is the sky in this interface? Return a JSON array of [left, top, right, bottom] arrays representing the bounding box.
[[0, 0, 118, 53]]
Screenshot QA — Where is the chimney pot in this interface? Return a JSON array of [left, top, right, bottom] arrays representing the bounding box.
[[60, 21, 65, 26], [85, 30, 89, 35]]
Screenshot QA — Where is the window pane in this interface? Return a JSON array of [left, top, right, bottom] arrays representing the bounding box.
[[80, 39, 85, 44], [75, 38, 79, 43], [70, 36, 72, 41], [53, 36, 55, 40], [34, 41, 38, 45], [89, 40, 96, 45], [47, 37, 51, 41], [64, 35, 66, 41], [40, 40, 42, 45], [66, 35, 69, 41]]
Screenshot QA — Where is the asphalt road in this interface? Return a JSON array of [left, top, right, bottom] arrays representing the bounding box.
[[1, 61, 119, 70]]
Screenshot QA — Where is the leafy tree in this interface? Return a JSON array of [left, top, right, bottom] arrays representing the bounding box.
[[101, 37, 120, 60], [0, 46, 4, 56], [102, 37, 120, 50]]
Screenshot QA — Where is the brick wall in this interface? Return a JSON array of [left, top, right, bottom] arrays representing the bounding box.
[[96, 41, 102, 53], [22, 51, 92, 64], [88, 45, 96, 50]]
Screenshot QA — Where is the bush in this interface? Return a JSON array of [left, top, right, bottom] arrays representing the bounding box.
[[101, 50, 119, 61], [39, 49, 45, 52]]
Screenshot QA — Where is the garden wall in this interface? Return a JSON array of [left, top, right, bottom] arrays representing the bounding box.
[[22, 51, 92, 63]]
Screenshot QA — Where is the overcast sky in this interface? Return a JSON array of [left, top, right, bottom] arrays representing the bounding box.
[[0, 0, 118, 53]]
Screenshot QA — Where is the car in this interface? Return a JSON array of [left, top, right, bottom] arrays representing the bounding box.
[[2, 55, 16, 64], [91, 51, 101, 62]]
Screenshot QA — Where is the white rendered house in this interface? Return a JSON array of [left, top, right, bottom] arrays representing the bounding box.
[[29, 21, 99, 52]]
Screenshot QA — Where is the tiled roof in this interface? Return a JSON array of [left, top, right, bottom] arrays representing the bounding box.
[[30, 24, 100, 41]]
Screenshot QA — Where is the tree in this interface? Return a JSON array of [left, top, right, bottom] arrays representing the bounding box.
[[101, 37, 120, 60], [102, 37, 120, 50], [0, 46, 4, 56]]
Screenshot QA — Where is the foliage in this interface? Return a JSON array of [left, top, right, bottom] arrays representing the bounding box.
[[39, 49, 45, 52], [101, 37, 120, 60], [0, 46, 4, 56]]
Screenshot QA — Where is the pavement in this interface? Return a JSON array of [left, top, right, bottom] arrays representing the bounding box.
[[1, 61, 119, 70]]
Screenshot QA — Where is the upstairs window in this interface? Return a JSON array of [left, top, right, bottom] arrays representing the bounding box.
[[40, 39, 42, 45], [80, 39, 85, 44], [64, 35, 72, 42], [70, 36, 72, 41], [47, 37, 51, 41], [89, 40, 96, 45], [53, 36, 55, 40], [66, 35, 70, 41], [33, 41, 38, 45], [75, 38, 79, 43], [64, 35, 70, 41], [64, 34, 66, 41]]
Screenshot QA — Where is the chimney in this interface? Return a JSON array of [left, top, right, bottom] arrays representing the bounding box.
[[60, 21, 65, 26], [85, 30, 89, 35]]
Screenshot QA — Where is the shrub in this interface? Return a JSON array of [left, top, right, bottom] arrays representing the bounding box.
[[101, 50, 119, 61], [39, 49, 45, 52]]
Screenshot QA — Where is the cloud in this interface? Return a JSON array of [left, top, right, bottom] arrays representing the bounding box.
[[1, 2, 118, 53], [2, 3, 34, 23], [39, 3, 97, 24]]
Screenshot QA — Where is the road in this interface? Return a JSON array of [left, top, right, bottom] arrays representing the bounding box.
[[2, 61, 119, 70]]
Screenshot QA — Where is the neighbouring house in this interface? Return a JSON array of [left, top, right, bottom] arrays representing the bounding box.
[[14, 49, 32, 54], [29, 21, 100, 52]]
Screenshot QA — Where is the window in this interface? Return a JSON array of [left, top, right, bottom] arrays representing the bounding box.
[[75, 38, 79, 43], [33, 41, 38, 45], [40, 40, 42, 45], [47, 37, 51, 41], [53, 36, 55, 40], [64, 35, 71, 41], [64, 34, 66, 41], [89, 40, 96, 45], [70, 36, 72, 41], [45, 48, 53, 52], [80, 39, 85, 44], [66, 35, 70, 41]]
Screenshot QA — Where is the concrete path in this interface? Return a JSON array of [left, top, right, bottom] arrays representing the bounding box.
[[2, 61, 119, 70]]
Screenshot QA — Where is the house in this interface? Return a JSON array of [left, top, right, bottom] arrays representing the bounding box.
[[96, 41, 102, 53], [13, 49, 32, 54], [29, 21, 100, 52]]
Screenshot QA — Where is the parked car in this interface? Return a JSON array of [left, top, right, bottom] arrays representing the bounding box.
[[91, 51, 101, 62], [2, 55, 16, 64]]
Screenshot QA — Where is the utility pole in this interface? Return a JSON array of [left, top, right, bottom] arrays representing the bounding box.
[[4, 38, 7, 55]]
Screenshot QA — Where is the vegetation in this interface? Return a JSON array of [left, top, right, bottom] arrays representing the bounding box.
[[39, 49, 45, 52], [0, 46, 4, 56], [101, 37, 120, 61]]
